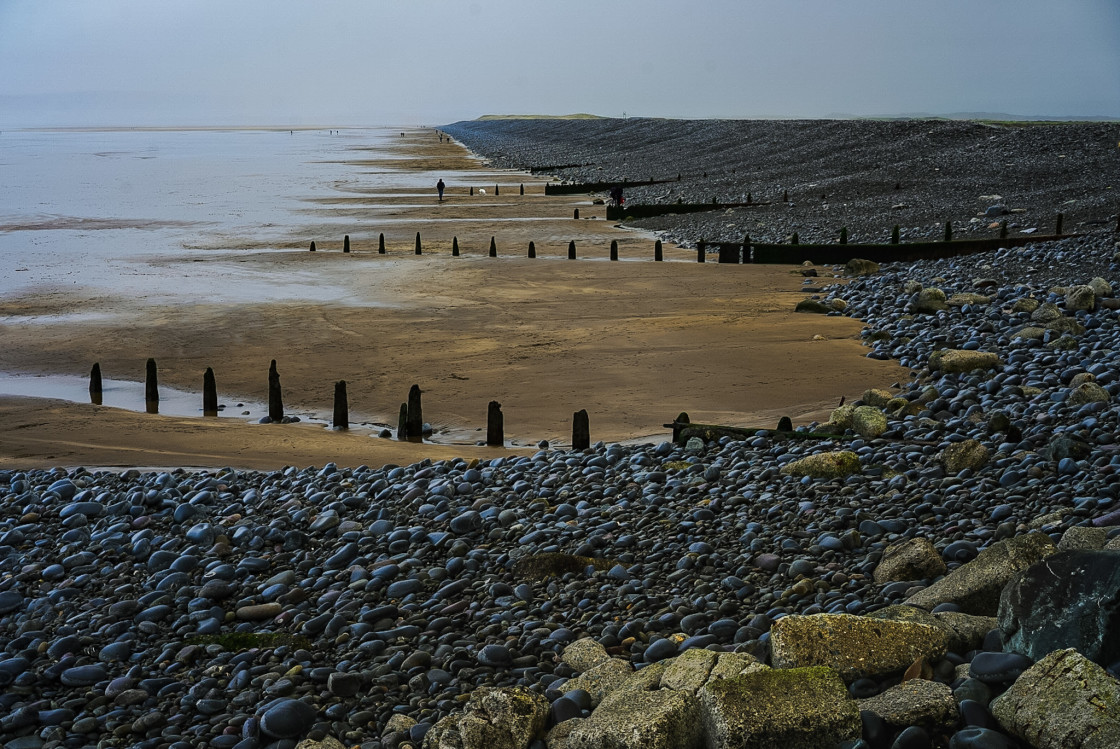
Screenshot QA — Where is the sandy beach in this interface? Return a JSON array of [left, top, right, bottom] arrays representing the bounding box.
[[0, 130, 906, 469]]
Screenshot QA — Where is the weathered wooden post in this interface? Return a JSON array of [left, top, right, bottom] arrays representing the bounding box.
[[89, 363, 103, 405], [791, 232, 800, 245], [1000, 221, 1008, 239], [573, 208, 579, 220], [470, 186, 474, 196], [309, 241, 316, 252], [1055, 212, 1064, 236], [494, 185, 499, 196], [489, 236, 497, 257], [333, 380, 348, 430], [747, 193, 752, 206], [268, 359, 283, 422], [452, 237, 460, 257], [783, 189, 789, 202], [415, 232, 422, 255], [777, 416, 793, 432], [891, 225, 900, 244], [487, 401, 503, 446], [378, 233, 386, 254], [519, 183, 524, 196], [397, 403, 408, 440], [671, 412, 690, 443], [568, 240, 576, 260], [343, 235, 350, 253], [528, 241, 536, 258], [742, 234, 751, 263], [839, 227, 848, 245], [406, 384, 423, 441], [610, 240, 618, 261], [697, 240, 706, 263], [145, 358, 159, 414], [944, 221, 953, 242], [572, 409, 590, 450], [203, 367, 218, 417]]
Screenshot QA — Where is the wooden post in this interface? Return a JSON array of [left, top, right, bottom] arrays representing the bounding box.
[[406, 384, 423, 441], [333, 380, 348, 429], [343, 235, 350, 253], [742, 234, 751, 263], [145, 358, 159, 414], [891, 225, 900, 244], [1055, 212, 1064, 236], [791, 232, 800, 245], [568, 240, 576, 260], [519, 183, 524, 195], [572, 409, 590, 450], [489, 236, 497, 257], [89, 363, 103, 405], [378, 233, 386, 254], [654, 239, 663, 261], [697, 240, 706, 263], [839, 227, 848, 245], [415, 232, 422, 255], [747, 193, 752, 205], [203, 367, 218, 417], [1000, 220, 1008, 239], [268, 359, 283, 422], [487, 401, 503, 446], [783, 189, 789, 202], [309, 241, 316, 252], [777, 416, 793, 432], [944, 221, 953, 242], [452, 237, 460, 256], [528, 241, 536, 258], [610, 240, 618, 261], [397, 403, 408, 440], [494, 185, 499, 196], [470, 186, 474, 196], [573, 208, 579, 220], [671, 412, 690, 443]]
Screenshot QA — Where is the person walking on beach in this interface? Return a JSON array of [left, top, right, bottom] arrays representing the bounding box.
[[609, 185, 624, 207], [437, 178, 446, 202]]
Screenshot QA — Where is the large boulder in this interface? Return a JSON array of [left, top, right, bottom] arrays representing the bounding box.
[[1089, 276, 1113, 298], [862, 388, 894, 407], [561, 658, 634, 707], [1067, 382, 1110, 406], [851, 406, 888, 439], [946, 292, 992, 307], [857, 679, 958, 733], [566, 688, 701, 749], [928, 349, 1000, 374], [990, 649, 1120, 749], [795, 299, 832, 314], [660, 648, 719, 695], [562, 638, 611, 673], [845, 258, 880, 276], [873, 538, 948, 583], [769, 613, 947, 681], [1030, 302, 1062, 323], [904, 533, 1057, 616], [915, 287, 948, 313], [699, 667, 861, 749], [940, 439, 990, 474], [868, 605, 995, 655], [998, 550, 1120, 667], [423, 687, 548, 749], [1064, 284, 1096, 311], [779, 451, 861, 479]]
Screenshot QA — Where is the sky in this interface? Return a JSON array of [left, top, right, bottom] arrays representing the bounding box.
[[1, 0, 1118, 128]]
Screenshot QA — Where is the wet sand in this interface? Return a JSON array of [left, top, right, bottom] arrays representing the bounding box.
[[0, 131, 907, 469]]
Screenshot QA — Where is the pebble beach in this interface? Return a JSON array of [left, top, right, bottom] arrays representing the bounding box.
[[3, 119, 1120, 749]]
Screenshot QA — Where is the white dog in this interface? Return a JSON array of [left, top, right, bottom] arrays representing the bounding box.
[[478, 188, 486, 195]]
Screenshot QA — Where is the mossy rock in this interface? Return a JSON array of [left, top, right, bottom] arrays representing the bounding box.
[[946, 293, 992, 307], [851, 406, 888, 439], [780, 451, 861, 479], [903, 280, 923, 294], [512, 552, 614, 581], [862, 388, 893, 407], [1046, 317, 1086, 336], [941, 438, 990, 473], [1067, 382, 1110, 406], [915, 287, 948, 313], [1064, 285, 1096, 312], [1012, 327, 1046, 341], [928, 349, 1000, 374], [829, 298, 848, 312], [795, 299, 832, 314], [866, 329, 893, 342], [1029, 302, 1062, 323], [1046, 335, 1080, 350], [1089, 277, 1113, 298], [845, 258, 880, 276], [1010, 297, 1040, 314], [830, 404, 856, 430]]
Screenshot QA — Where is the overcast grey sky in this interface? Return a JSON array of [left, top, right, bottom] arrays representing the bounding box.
[[2, 0, 1118, 128]]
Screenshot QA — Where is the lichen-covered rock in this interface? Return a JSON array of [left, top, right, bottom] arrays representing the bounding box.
[[545, 718, 584, 749], [659, 648, 718, 695], [941, 438, 990, 474], [562, 638, 611, 673], [991, 649, 1120, 749], [829, 298, 848, 311], [873, 538, 947, 583], [904, 533, 1057, 616], [1067, 382, 1110, 406], [862, 388, 893, 407], [928, 349, 1000, 374], [851, 406, 888, 439], [779, 451, 861, 479], [845, 258, 879, 276], [1069, 372, 1098, 388], [1064, 284, 1096, 311], [699, 666, 861, 749], [1012, 326, 1046, 341], [1010, 297, 1040, 314], [1030, 302, 1062, 323], [1089, 276, 1113, 298], [1057, 526, 1108, 552], [795, 299, 831, 314], [998, 550, 1120, 667], [1047, 316, 1086, 336], [915, 287, 948, 313], [561, 658, 634, 707], [615, 660, 667, 693], [857, 679, 958, 732], [296, 738, 346, 749], [769, 613, 948, 681], [828, 404, 856, 430], [946, 292, 992, 307], [929, 611, 999, 654], [707, 652, 766, 683], [567, 688, 701, 749], [423, 687, 548, 749]]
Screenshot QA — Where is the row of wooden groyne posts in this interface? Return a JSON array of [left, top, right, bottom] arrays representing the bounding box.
[[306, 216, 1081, 266], [85, 360, 596, 450]]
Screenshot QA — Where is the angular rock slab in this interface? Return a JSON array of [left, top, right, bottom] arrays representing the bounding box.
[[874, 537, 947, 583], [998, 550, 1120, 666], [561, 658, 634, 707], [423, 686, 547, 749], [567, 688, 701, 749], [904, 533, 1056, 616], [770, 613, 948, 681], [562, 637, 612, 673], [699, 666, 861, 749], [991, 649, 1120, 749], [857, 679, 958, 732]]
